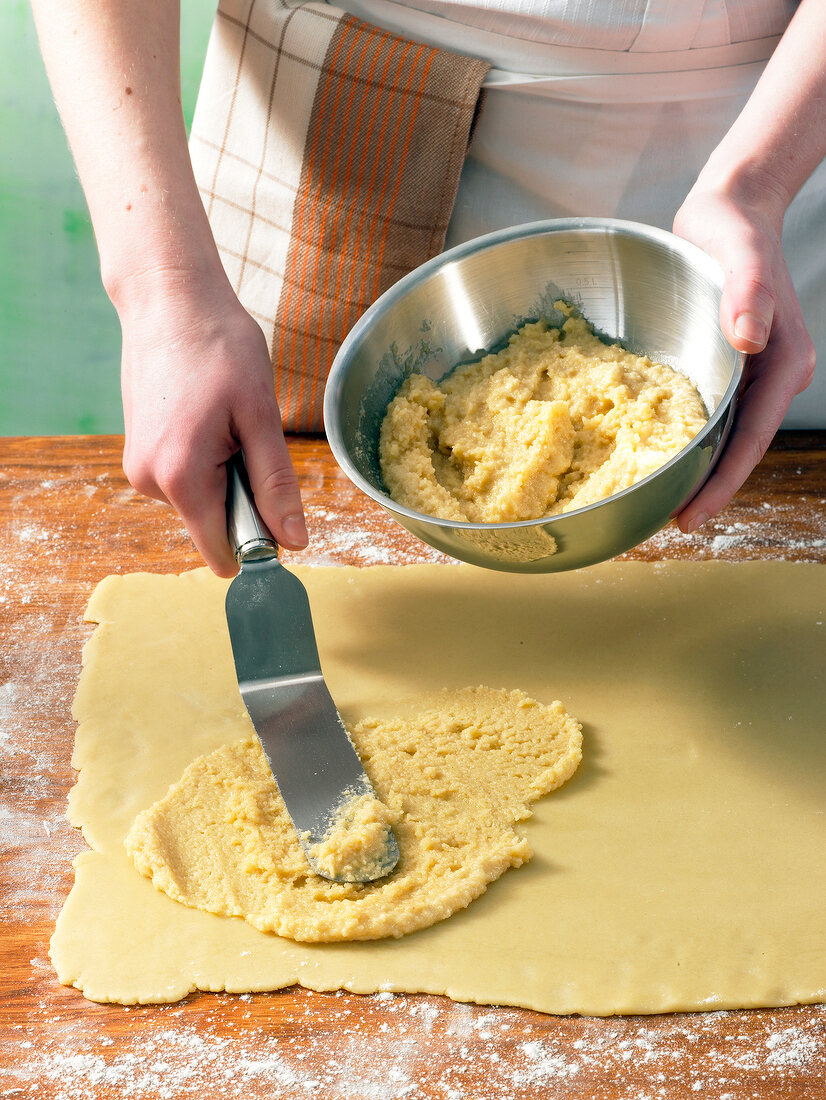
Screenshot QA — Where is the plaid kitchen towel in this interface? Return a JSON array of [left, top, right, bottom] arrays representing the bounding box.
[[189, 0, 490, 432]]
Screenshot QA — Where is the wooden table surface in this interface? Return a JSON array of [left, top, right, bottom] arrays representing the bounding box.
[[2, 432, 825, 1100]]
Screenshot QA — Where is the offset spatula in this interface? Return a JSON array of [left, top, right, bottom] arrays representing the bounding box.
[[224, 452, 399, 883]]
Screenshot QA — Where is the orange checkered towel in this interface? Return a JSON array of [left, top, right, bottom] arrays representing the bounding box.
[[190, 0, 490, 432]]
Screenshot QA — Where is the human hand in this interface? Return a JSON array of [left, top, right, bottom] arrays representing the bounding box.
[[119, 270, 308, 577], [29, 0, 308, 575], [671, 183, 815, 533]]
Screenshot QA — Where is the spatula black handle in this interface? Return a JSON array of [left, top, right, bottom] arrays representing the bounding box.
[[226, 452, 279, 563]]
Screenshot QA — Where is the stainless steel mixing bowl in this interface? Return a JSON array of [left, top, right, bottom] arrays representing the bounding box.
[[323, 218, 744, 573]]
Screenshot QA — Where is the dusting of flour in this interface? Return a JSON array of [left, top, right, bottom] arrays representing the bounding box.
[[4, 994, 825, 1099]]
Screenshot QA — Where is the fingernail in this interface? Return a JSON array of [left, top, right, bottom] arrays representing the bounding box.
[[733, 313, 768, 348], [686, 511, 708, 535], [283, 513, 308, 547]]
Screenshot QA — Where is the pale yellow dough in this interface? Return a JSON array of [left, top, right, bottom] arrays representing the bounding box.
[[379, 313, 707, 522], [51, 565, 826, 1012], [124, 688, 581, 942]]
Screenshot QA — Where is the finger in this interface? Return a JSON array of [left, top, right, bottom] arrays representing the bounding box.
[[124, 417, 240, 575], [716, 232, 776, 356], [164, 459, 240, 578], [676, 315, 814, 533], [122, 452, 173, 507], [675, 376, 779, 533], [239, 411, 308, 551]]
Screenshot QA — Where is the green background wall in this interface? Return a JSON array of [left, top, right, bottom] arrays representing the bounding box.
[[0, 1, 215, 436]]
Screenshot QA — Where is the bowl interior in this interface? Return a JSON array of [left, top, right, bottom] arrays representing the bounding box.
[[327, 220, 740, 512]]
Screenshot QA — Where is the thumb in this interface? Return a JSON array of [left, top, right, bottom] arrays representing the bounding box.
[[239, 421, 308, 552], [717, 238, 776, 355]]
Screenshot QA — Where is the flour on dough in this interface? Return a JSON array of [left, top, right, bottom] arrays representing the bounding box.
[[125, 687, 582, 942]]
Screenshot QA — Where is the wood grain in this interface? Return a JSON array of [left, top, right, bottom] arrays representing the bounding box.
[[1, 433, 825, 1100]]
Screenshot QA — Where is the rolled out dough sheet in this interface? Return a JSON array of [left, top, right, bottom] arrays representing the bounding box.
[[52, 563, 826, 1013]]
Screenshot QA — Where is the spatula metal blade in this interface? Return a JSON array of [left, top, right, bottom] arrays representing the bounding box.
[[226, 558, 398, 882]]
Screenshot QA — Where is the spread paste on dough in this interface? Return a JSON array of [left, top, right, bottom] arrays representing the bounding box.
[[379, 310, 707, 522], [305, 790, 398, 882], [124, 688, 582, 941], [51, 565, 826, 1012]]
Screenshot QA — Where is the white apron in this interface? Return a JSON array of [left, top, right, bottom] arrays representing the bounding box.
[[337, 0, 825, 427]]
